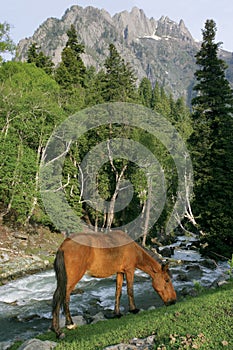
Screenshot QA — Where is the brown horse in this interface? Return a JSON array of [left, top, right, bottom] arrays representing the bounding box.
[[51, 230, 176, 338]]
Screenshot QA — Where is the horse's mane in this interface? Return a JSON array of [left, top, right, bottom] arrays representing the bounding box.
[[137, 242, 164, 265]]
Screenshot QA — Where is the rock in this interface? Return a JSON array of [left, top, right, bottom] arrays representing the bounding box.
[[17, 339, 57, 350], [60, 315, 86, 328], [73, 315, 86, 325], [147, 306, 156, 311], [158, 246, 174, 257], [177, 272, 188, 281], [31, 255, 43, 262], [103, 335, 156, 349], [0, 340, 14, 350], [13, 232, 28, 240], [91, 311, 106, 324], [71, 287, 84, 295], [200, 259, 217, 269], [185, 264, 202, 279], [217, 280, 228, 287], [0, 252, 10, 262]]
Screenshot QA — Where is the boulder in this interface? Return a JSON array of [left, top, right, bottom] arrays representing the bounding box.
[[17, 339, 57, 350]]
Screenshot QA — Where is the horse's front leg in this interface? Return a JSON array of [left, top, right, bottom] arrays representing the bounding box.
[[114, 272, 124, 317], [125, 270, 139, 314]]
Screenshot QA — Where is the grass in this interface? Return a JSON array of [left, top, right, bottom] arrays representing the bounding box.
[[10, 280, 233, 350]]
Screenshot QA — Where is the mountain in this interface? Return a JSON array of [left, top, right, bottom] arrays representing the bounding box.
[[16, 5, 233, 102]]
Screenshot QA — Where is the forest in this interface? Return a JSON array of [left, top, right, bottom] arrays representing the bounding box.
[[0, 21, 232, 258]]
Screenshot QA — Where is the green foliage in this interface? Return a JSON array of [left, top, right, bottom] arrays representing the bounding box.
[[138, 77, 153, 108], [0, 30, 192, 242], [54, 25, 86, 113], [55, 25, 86, 89], [189, 19, 233, 258], [0, 62, 66, 225], [192, 280, 204, 294], [227, 254, 233, 279], [0, 22, 15, 63], [27, 42, 54, 75], [102, 43, 138, 102], [84, 67, 105, 106]]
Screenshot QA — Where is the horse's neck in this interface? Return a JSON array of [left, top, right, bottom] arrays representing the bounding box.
[[136, 245, 161, 277]]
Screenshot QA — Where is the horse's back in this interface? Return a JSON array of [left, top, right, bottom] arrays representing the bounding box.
[[58, 231, 138, 278], [67, 230, 133, 248]]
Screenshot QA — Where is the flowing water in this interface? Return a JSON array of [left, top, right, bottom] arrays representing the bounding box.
[[0, 236, 229, 345]]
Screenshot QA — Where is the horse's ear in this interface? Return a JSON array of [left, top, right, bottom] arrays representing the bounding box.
[[162, 262, 169, 272]]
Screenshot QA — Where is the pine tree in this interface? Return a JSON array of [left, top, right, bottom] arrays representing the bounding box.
[[189, 19, 233, 257], [27, 43, 54, 75], [151, 81, 161, 109], [102, 44, 138, 102], [55, 25, 86, 113], [55, 25, 86, 88], [138, 77, 153, 108]]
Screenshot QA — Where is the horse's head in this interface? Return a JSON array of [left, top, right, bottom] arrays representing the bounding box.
[[151, 262, 176, 306]]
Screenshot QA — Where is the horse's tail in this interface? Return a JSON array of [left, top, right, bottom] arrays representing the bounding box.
[[52, 249, 67, 313]]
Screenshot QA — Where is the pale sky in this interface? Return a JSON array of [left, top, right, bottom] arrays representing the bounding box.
[[1, 0, 233, 52]]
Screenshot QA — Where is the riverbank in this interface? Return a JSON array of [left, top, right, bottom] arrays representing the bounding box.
[[0, 222, 63, 285]]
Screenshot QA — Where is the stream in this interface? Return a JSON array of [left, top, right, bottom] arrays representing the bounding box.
[[0, 235, 229, 346]]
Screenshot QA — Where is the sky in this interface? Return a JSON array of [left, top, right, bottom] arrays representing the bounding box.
[[1, 0, 233, 52]]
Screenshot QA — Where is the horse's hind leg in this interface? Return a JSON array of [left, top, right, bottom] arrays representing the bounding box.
[[51, 287, 65, 338], [64, 289, 76, 329], [64, 273, 85, 329]]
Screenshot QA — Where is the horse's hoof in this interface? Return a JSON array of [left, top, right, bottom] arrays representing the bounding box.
[[58, 332, 65, 339], [66, 323, 77, 330], [130, 308, 140, 314], [104, 312, 122, 319]]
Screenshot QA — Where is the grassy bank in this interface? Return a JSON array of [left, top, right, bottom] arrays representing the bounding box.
[[10, 280, 233, 349]]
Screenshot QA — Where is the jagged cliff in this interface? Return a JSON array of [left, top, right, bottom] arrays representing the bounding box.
[[16, 5, 233, 101]]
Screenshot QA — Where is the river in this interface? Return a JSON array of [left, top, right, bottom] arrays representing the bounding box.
[[0, 236, 229, 345]]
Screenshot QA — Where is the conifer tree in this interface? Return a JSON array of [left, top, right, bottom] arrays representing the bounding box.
[[27, 43, 54, 75], [102, 44, 138, 102], [55, 24, 86, 89], [189, 19, 233, 257], [138, 77, 153, 108], [151, 81, 161, 110]]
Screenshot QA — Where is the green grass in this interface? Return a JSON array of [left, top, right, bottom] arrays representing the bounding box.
[[10, 280, 233, 349]]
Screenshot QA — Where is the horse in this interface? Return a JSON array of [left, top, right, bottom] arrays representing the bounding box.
[[51, 230, 177, 338]]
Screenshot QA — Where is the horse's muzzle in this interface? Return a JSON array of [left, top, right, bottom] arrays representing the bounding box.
[[165, 299, 176, 306]]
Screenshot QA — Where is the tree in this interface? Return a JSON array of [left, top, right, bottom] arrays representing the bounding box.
[[27, 42, 54, 75], [0, 62, 66, 225], [102, 44, 138, 102], [138, 77, 153, 108], [55, 24, 86, 88], [189, 19, 233, 258], [55, 25, 86, 113], [0, 22, 15, 63]]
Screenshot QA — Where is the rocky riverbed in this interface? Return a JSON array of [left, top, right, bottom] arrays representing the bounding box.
[[0, 223, 64, 285]]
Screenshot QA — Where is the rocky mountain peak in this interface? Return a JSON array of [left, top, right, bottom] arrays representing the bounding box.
[[16, 5, 233, 101], [154, 16, 193, 42], [113, 7, 156, 42]]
